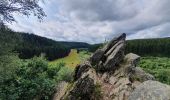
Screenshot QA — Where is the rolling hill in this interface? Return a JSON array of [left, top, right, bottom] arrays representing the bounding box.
[[0, 27, 90, 60]]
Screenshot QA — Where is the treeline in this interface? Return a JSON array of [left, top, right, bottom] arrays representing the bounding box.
[[125, 38, 170, 57], [89, 38, 170, 57], [15, 33, 71, 61], [0, 27, 90, 61], [88, 44, 102, 52]]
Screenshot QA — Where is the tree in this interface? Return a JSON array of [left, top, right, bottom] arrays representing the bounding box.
[[0, 0, 46, 23]]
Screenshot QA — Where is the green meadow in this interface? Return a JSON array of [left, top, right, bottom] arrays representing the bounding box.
[[49, 49, 91, 68], [140, 57, 170, 85]]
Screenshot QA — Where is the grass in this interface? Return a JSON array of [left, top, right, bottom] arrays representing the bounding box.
[[50, 49, 80, 68], [49, 49, 91, 68], [139, 57, 170, 85]]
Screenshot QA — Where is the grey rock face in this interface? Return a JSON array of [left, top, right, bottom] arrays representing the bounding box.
[[90, 49, 105, 66], [74, 61, 91, 81], [53, 81, 68, 100], [61, 67, 98, 100], [66, 75, 95, 100], [90, 33, 126, 72], [132, 67, 155, 82], [124, 53, 140, 67], [129, 80, 170, 100], [124, 53, 155, 82]]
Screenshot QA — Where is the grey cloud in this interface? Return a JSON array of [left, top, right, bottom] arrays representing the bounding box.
[[127, 23, 170, 40], [60, 0, 140, 21], [62, 0, 170, 28]]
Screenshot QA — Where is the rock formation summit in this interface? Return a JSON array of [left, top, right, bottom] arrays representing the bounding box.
[[56, 33, 170, 100]]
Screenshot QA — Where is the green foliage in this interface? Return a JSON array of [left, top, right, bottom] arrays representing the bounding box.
[[0, 27, 21, 56], [78, 50, 91, 62], [56, 66, 74, 82], [1, 57, 54, 100], [140, 57, 170, 85], [0, 56, 74, 100], [88, 44, 103, 52]]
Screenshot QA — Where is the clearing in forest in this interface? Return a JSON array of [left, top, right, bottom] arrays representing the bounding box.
[[50, 49, 81, 68]]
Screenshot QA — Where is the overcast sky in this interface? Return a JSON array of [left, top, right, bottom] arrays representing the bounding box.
[[8, 0, 170, 44]]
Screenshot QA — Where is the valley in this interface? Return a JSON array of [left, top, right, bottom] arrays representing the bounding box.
[[1, 28, 170, 99]]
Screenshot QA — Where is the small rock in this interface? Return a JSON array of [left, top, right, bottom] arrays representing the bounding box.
[[124, 53, 140, 67]]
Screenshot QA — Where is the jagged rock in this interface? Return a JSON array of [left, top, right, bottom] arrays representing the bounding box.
[[90, 49, 105, 66], [53, 81, 68, 100], [74, 61, 91, 81], [129, 80, 170, 100], [90, 33, 126, 72], [66, 76, 95, 100], [103, 41, 125, 71], [62, 68, 98, 100]]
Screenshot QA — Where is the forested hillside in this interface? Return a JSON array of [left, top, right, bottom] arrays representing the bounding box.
[[126, 38, 170, 57], [0, 27, 90, 61], [89, 38, 170, 57]]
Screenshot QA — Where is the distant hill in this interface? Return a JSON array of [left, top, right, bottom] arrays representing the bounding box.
[[0, 27, 90, 60], [126, 38, 170, 57], [89, 38, 170, 57]]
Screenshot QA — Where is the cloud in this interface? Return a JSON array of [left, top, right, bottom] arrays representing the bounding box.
[[7, 0, 170, 43], [127, 23, 170, 39], [60, 0, 141, 22]]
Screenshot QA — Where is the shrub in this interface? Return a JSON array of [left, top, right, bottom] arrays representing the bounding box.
[[0, 57, 74, 100], [56, 66, 74, 82]]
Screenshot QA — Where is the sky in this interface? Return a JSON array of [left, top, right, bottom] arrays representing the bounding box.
[[8, 0, 170, 44]]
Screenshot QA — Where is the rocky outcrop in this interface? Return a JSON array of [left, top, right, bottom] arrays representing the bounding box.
[[57, 33, 170, 100], [129, 80, 170, 100], [90, 33, 126, 72]]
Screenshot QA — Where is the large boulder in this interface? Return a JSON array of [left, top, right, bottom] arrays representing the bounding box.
[[90, 33, 126, 72], [129, 80, 170, 100], [124, 53, 155, 82]]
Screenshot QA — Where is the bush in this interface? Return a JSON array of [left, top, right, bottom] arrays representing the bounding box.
[[0, 57, 74, 100], [56, 66, 74, 82]]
